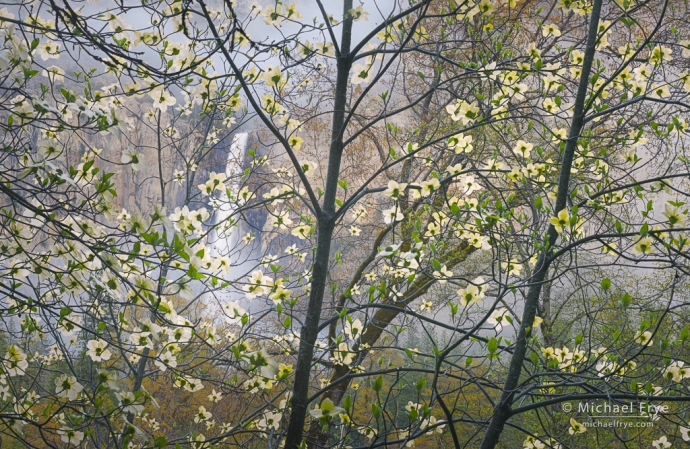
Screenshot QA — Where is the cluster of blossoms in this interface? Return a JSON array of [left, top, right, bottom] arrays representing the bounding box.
[[540, 346, 588, 372], [523, 435, 562, 449]]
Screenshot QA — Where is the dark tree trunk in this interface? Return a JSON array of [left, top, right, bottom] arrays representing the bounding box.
[[478, 1, 603, 447]]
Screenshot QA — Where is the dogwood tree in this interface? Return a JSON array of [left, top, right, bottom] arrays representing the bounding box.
[[1, 0, 690, 448]]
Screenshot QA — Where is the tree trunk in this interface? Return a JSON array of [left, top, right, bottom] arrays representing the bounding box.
[[478, 1, 603, 447], [283, 1, 354, 447]]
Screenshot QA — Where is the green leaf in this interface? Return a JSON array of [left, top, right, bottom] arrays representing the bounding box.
[[487, 337, 498, 354], [681, 326, 689, 341], [621, 293, 631, 307], [600, 278, 611, 290], [534, 196, 542, 209], [449, 302, 458, 316], [154, 437, 168, 448], [640, 222, 649, 236], [343, 394, 352, 411], [371, 402, 381, 418], [450, 203, 461, 217], [372, 375, 383, 392]]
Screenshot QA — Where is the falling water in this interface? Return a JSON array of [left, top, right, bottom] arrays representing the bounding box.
[[208, 132, 248, 260]]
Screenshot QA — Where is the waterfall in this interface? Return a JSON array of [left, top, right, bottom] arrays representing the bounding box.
[[209, 132, 248, 259]]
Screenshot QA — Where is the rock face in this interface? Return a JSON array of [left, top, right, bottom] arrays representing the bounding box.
[[101, 119, 271, 247], [92, 121, 243, 215]]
